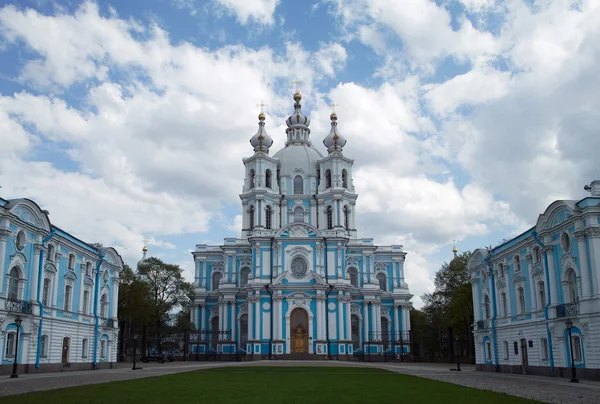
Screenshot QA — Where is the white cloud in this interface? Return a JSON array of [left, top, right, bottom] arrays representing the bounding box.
[[314, 43, 348, 77], [214, 0, 280, 25]]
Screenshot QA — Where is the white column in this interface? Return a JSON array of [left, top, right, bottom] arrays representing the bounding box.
[[231, 300, 236, 343], [337, 295, 344, 340], [544, 245, 558, 306], [254, 298, 260, 341], [362, 254, 368, 285], [194, 259, 200, 287], [363, 303, 370, 342], [527, 256, 537, 311], [190, 306, 196, 327], [201, 305, 207, 335], [111, 281, 119, 318], [345, 298, 351, 341], [575, 231, 592, 299], [218, 301, 224, 336], [371, 303, 377, 340], [0, 229, 11, 296], [31, 243, 42, 302], [376, 303, 382, 341], [248, 298, 254, 341], [404, 307, 411, 332], [587, 229, 600, 298], [394, 305, 400, 339], [472, 280, 481, 320]]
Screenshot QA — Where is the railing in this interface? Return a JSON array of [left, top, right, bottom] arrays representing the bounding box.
[[4, 298, 34, 314], [556, 301, 579, 318], [101, 317, 116, 328]]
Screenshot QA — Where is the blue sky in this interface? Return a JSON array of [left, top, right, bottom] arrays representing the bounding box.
[[1, 0, 599, 307]]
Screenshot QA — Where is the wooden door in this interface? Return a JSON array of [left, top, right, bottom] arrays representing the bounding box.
[[62, 337, 70, 364], [520, 339, 528, 373], [290, 308, 308, 353]]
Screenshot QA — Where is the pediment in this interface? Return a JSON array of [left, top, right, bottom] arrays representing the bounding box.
[[44, 263, 57, 274], [512, 273, 527, 284], [277, 223, 321, 239], [64, 270, 78, 281], [84, 275, 94, 286]]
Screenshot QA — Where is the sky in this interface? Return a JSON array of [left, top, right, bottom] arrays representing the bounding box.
[[0, 0, 598, 308]]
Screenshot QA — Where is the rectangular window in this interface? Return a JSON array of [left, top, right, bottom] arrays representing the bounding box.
[[486, 341, 492, 361], [573, 336, 582, 362], [43, 278, 51, 307], [5, 333, 16, 358], [64, 285, 71, 312], [83, 290, 89, 314], [518, 287, 526, 314], [41, 335, 48, 357], [538, 282, 546, 309], [503, 341, 509, 360], [501, 293, 507, 317], [541, 338, 548, 361], [82, 339, 88, 358], [100, 340, 107, 358]]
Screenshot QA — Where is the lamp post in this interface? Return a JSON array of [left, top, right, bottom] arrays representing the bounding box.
[[565, 319, 579, 383], [455, 336, 461, 371], [10, 316, 22, 379], [132, 335, 141, 370], [325, 284, 335, 360]]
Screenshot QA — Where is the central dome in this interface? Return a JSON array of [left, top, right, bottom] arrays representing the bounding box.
[[273, 143, 323, 178]]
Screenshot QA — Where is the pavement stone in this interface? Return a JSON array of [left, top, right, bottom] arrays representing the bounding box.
[[0, 361, 598, 403]]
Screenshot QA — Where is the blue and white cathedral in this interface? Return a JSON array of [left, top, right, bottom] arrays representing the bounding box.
[[190, 92, 413, 358]]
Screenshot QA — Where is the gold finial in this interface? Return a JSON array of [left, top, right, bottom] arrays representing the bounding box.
[[142, 238, 149, 252], [452, 239, 458, 254], [330, 102, 338, 121], [256, 100, 267, 120]]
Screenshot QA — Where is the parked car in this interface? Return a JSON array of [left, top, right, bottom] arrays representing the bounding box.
[[140, 354, 166, 363]]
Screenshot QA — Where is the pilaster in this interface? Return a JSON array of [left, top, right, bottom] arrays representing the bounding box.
[[574, 230, 592, 299], [0, 228, 10, 297], [543, 245, 558, 307]]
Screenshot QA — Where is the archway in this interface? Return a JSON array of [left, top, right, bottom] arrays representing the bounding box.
[[290, 308, 309, 353], [62, 337, 70, 364]]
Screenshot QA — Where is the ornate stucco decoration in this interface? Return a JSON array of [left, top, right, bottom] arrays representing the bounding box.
[[12, 207, 42, 227], [532, 266, 545, 279], [560, 254, 576, 270], [497, 279, 506, 289], [285, 291, 313, 307], [345, 256, 360, 267], [210, 261, 224, 271], [351, 304, 362, 315], [237, 256, 252, 266], [512, 273, 527, 284], [289, 246, 310, 258], [381, 307, 390, 317], [374, 262, 389, 271], [288, 225, 309, 238], [585, 227, 600, 238], [238, 304, 248, 316]]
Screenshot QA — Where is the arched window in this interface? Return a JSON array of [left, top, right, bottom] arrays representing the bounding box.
[[343, 206, 349, 229], [47, 244, 55, 262], [64, 285, 72, 312], [265, 206, 272, 229], [15, 231, 26, 251], [8, 267, 21, 300], [265, 169, 272, 189], [498, 263, 504, 278], [83, 290, 89, 314], [483, 295, 490, 319], [486, 341, 492, 361], [325, 169, 332, 188], [240, 267, 251, 287], [351, 315, 360, 349], [538, 281, 546, 308], [572, 335, 582, 362], [249, 169, 255, 189], [68, 254, 75, 270], [348, 268, 359, 287], [82, 338, 89, 358], [294, 206, 304, 223], [326, 206, 333, 229], [518, 287, 526, 314], [240, 314, 249, 350], [514, 255, 521, 272], [100, 339, 107, 358], [86, 262, 92, 277], [500, 292, 507, 317], [249, 206, 255, 230], [42, 278, 51, 306], [5, 333, 16, 358], [567, 268, 579, 303], [381, 317, 390, 349], [293, 175, 303, 195], [376, 273, 387, 291], [100, 293, 108, 318], [212, 272, 222, 291], [211, 316, 219, 350]]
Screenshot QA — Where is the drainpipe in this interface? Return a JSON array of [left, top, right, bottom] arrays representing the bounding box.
[[533, 231, 555, 371], [264, 237, 274, 359], [35, 229, 56, 369], [93, 249, 106, 369], [323, 237, 332, 359], [484, 253, 499, 371], [313, 195, 319, 228]]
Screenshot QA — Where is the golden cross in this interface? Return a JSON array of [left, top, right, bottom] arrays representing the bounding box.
[[292, 77, 303, 92], [256, 100, 268, 113], [330, 102, 338, 112], [142, 238, 149, 248]]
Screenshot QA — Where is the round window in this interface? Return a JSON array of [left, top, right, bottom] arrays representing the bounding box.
[[290, 257, 307, 278]]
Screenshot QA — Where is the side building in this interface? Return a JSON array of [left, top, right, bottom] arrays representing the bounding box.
[[0, 197, 123, 374], [468, 180, 600, 380]]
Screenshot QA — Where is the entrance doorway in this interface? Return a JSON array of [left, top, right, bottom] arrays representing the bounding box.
[[520, 338, 528, 374], [62, 337, 70, 364], [290, 308, 308, 353]]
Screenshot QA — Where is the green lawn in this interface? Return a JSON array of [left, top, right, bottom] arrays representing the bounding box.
[[3, 366, 542, 404]]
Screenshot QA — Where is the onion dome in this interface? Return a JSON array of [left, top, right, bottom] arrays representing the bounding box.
[[285, 92, 310, 128], [250, 112, 273, 154], [137, 246, 148, 269], [323, 111, 346, 153]]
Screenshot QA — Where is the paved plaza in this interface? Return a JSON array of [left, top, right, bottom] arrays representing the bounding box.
[[1, 361, 599, 403]]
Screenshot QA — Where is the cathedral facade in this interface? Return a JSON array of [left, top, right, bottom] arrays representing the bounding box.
[[190, 92, 413, 358]]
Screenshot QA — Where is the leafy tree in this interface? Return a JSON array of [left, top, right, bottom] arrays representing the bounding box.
[[136, 257, 194, 349]]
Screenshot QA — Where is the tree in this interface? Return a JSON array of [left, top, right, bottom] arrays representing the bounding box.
[[136, 257, 194, 350], [420, 251, 474, 362]]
